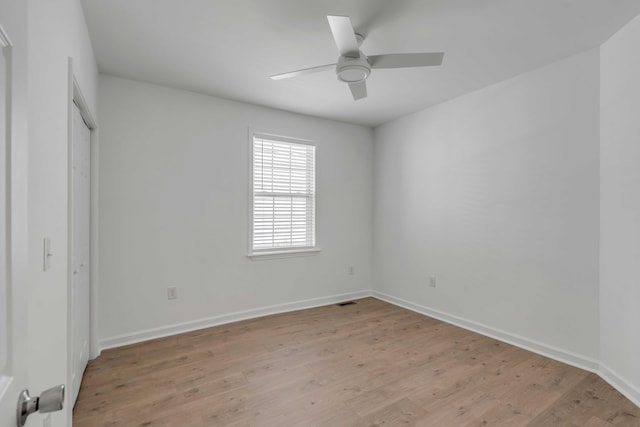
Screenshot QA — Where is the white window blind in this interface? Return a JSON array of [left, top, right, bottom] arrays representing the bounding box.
[[251, 135, 316, 253]]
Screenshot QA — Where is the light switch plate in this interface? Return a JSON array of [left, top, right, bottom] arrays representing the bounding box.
[[43, 237, 52, 271]]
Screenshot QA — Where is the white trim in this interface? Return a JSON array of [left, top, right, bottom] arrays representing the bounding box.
[[72, 76, 100, 361], [66, 59, 74, 422], [89, 109, 100, 360], [67, 58, 100, 416], [599, 363, 640, 408], [246, 128, 253, 266], [248, 247, 321, 260], [252, 130, 316, 147], [0, 24, 11, 383], [372, 291, 600, 373], [68, 61, 100, 361], [99, 290, 372, 351]]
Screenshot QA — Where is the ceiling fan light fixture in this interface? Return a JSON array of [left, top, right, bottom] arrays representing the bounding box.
[[336, 55, 371, 83], [337, 65, 369, 83]]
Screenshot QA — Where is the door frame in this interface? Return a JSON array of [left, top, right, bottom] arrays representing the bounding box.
[[66, 58, 99, 410]]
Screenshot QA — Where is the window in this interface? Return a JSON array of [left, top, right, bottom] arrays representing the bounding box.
[[250, 133, 316, 255]]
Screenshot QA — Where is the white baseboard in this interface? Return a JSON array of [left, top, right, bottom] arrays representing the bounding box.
[[599, 363, 640, 408], [373, 290, 600, 374], [99, 290, 372, 351]]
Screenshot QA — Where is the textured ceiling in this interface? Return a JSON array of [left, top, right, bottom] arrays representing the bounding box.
[[81, 0, 640, 127]]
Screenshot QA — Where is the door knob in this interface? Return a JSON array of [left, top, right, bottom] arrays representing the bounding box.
[[17, 385, 65, 426]]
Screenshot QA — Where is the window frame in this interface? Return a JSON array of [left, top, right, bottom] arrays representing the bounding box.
[[247, 129, 320, 259]]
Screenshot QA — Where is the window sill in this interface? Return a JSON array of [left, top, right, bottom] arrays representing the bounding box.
[[247, 248, 321, 260]]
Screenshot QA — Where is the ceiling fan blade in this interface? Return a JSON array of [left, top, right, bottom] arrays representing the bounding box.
[[327, 15, 360, 57], [270, 63, 335, 80], [368, 52, 445, 69], [348, 81, 367, 101]]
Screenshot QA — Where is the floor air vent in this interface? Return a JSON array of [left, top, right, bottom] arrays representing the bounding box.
[[337, 301, 356, 306]]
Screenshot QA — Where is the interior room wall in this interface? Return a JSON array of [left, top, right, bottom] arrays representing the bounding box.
[[97, 75, 373, 347], [372, 49, 601, 367], [599, 13, 640, 406], [27, 0, 98, 425]]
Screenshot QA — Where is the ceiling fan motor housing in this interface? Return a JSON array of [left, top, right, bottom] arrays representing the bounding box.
[[336, 53, 371, 83]]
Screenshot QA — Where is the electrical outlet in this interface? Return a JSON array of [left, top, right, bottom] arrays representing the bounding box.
[[349, 266, 355, 275], [429, 276, 437, 287], [167, 287, 178, 300]]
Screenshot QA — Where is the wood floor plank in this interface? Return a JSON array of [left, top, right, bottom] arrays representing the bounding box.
[[74, 298, 640, 426], [353, 397, 428, 426]]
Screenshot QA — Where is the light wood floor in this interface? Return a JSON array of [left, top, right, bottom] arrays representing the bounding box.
[[74, 298, 640, 426]]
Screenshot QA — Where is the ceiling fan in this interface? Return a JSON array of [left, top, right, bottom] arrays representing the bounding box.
[[270, 15, 444, 101]]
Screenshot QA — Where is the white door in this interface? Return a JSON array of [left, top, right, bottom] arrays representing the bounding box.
[[1, 7, 65, 426], [70, 103, 91, 406], [0, 11, 31, 427]]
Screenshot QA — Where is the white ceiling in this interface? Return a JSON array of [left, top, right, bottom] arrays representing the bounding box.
[[81, 0, 640, 127]]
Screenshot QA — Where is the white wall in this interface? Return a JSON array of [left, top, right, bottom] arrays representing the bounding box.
[[600, 14, 640, 405], [27, 0, 98, 425], [373, 49, 601, 365], [97, 75, 373, 346]]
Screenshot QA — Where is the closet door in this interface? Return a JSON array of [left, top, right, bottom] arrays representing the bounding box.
[[71, 102, 91, 406]]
